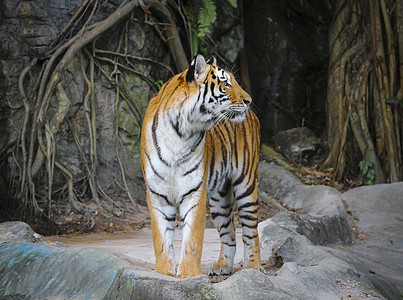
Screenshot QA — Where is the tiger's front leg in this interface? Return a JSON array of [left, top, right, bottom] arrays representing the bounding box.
[[176, 188, 207, 279], [146, 191, 177, 277]]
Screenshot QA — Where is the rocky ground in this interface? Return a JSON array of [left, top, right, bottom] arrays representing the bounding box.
[[1, 163, 402, 299]]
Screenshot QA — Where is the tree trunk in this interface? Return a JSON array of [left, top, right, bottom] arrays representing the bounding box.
[[325, 0, 402, 183]]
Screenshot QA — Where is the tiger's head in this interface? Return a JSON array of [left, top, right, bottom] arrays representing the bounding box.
[[183, 55, 252, 131]]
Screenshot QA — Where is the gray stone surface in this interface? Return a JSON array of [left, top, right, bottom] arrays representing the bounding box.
[[106, 268, 218, 300], [0, 165, 402, 299], [337, 182, 403, 300], [258, 162, 302, 199], [0, 241, 131, 299], [0, 230, 219, 299], [0, 221, 47, 243], [275, 127, 324, 165], [258, 216, 383, 299]]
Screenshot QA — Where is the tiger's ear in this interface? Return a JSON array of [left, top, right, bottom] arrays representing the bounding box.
[[206, 56, 217, 66], [186, 54, 209, 84]]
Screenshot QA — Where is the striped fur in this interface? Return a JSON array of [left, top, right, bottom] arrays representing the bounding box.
[[141, 55, 262, 278]]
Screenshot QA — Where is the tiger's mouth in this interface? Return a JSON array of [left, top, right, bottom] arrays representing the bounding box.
[[226, 108, 248, 123], [228, 110, 245, 119]]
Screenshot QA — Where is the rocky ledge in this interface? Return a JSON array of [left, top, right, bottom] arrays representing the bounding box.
[[1, 163, 402, 299]]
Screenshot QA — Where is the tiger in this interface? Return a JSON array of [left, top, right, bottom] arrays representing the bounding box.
[[140, 54, 263, 278]]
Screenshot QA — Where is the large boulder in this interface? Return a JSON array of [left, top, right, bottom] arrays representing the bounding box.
[[258, 162, 354, 245], [338, 183, 403, 300], [0, 223, 218, 299], [0, 220, 384, 300], [1, 167, 402, 299], [275, 127, 324, 165], [257, 162, 403, 299], [0, 221, 47, 243]]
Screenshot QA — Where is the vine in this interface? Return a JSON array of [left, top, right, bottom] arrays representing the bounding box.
[[8, 0, 186, 230]]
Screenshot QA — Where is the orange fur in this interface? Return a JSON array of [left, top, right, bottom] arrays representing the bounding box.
[[141, 55, 262, 278]]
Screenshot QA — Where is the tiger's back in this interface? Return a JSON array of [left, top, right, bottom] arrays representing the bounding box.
[[141, 55, 262, 278]]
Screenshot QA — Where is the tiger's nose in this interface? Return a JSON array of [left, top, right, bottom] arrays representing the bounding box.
[[243, 98, 252, 106]]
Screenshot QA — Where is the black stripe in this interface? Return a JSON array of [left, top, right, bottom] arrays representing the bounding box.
[[190, 132, 205, 151], [145, 151, 164, 180], [233, 124, 239, 168], [203, 81, 210, 100], [241, 207, 259, 215], [169, 114, 183, 138], [154, 207, 176, 222], [220, 203, 232, 210], [200, 104, 207, 113], [177, 133, 205, 166], [183, 157, 203, 176], [189, 87, 203, 118], [207, 132, 216, 187], [241, 122, 248, 167], [233, 173, 244, 186], [240, 222, 257, 229], [219, 219, 232, 231], [210, 171, 219, 196], [235, 180, 256, 200], [238, 200, 258, 211], [218, 188, 230, 198], [222, 121, 233, 152], [180, 204, 198, 222], [243, 233, 259, 240], [151, 114, 171, 167], [210, 81, 215, 96], [148, 186, 173, 206], [239, 214, 258, 221], [223, 242, 236, 247], [219, 231, 230, 237], [212, 211, 231, 219], [186, 64, 194, 82], [179, 179, 203, 205], [215, 126, 228, 163]]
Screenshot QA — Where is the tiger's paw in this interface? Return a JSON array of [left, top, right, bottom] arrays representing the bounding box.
[[155, 260, 176, 277], [176, 263, 202, 278], [244, 263, 267, 275], [208, 263, 233, 276]]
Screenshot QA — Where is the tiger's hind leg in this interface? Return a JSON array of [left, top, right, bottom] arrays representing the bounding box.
[[208, 181, 237, 276], [147, 191, 177, 277], [235, 178, 264, 273]]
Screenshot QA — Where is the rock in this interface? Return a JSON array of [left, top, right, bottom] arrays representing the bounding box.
[[257, 215, 385, 299], [260, 144, 293, 171], [0, 221, 47, 243], [0, 230, 219, 299], [0, 241, 131, 299], [337, 182, 403, 300], [258, 162, 302, 200], [258, 162, 354, 245], [214, 269, 289, 300], [275, 127, 324, 165], [257, 163, 402, 298], [1, 167, 402, 299], [106, 268, 218, 300]]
